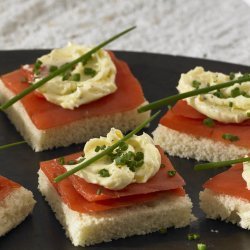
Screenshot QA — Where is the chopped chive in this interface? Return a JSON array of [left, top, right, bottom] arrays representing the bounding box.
[[160, 163, 165, 168], [213, 90, 225, 98], [203, 117, 215, 128], [167, 170, 176, 177], [57, 157, 65, 165], [54, 111, 160, 182], [134, 152, 144, 161], [229, 101, 233, 107], [229, 72, 235, 80], [66, 160, 77, 165], [187, 233, 200, 240], [231, 87, 241, 97], [194, 156, 250, 171], [222, 133, 239, 142], [137, 75, 250, 113], [247, 112, 250, 117], [84, 67, 97, 77], [98, 169, 110, 177], [119, 142, 128, 151], [0, 26, 136, 111], [96, 188, 102, 195], [197, 243, 207, 250], [192, 80, 201, 89], [0, 140, 26, 150], [95, 145, 106, 152], [71, 73, 81, 81], [49, 65, 58, 73]]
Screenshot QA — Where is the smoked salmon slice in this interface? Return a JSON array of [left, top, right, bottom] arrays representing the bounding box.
[[1, 52, 145, 130], [160, 100, 250, 148], [203, 163, 250, 201], [0, 176, 21, 201], [40, 148, 186, 213]]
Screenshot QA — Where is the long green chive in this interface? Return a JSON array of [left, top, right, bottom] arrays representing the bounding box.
[[0, 140, 26, 150], [0, 26, 136, 111], [222, 133, 239, 142], [54, 111, 160, 182], [194, 156, 250, 171], [203, 117, 215, 128], [137, 75, 250, 113]]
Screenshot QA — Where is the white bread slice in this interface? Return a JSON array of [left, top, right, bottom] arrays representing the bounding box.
[[200, 188, 250, 229], [153, 124, 250, 162], [0, 79, 150, 152], [38, 169, 195, 247], [0, 186, 36, 236]]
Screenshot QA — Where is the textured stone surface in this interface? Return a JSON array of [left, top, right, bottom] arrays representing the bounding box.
[[0, 0, 249, 65]]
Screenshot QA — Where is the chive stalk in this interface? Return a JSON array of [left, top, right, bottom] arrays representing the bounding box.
[[194, 156, 250, 171], [137, 76, 250, 113], [54, 111, 160, 183], [0, 141, 26, 150], [0, 26, 136, 111]]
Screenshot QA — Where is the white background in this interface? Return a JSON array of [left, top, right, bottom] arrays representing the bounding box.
[[1, 0, 249, 65]]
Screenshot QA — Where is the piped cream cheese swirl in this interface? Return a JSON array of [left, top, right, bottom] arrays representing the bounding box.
[[64, 128, 161, 190], [177, 67, 250, 123], [34, 43, 117, 109]]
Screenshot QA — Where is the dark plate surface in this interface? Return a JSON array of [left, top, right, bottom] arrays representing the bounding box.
[[0, 50, 249, 250]]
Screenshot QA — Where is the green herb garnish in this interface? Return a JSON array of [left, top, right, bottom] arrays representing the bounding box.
[[95, 145, 106, 152], [231, 87, 241, 97], [167, 170, 176, 177], [197, 243, 207, 250], [84, 67, 97, 77], [194, 156, 250, 171], [98, 169, 110, 177], [247, 112, 250, 117], [229, 101, 233, 107], [71, 73, 81, 82], [33, 60, 42, 75], [0, 26, 136, 111], [203, 118, 215, 128], [229, 72, 235, 80], [160, 163, 165, 168], [222, 133, 239, 142], [187, 233, 200, 240], [0, 140, 26, 150], [66, 160, 77, 165], [54, 111, 160, 182], [57, 157, 65, 165], [137, 75, 250, 113], [192, 80, 201, 89]]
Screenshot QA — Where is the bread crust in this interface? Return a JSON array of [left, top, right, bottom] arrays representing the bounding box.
[[0, 79, 150, 152], [38, 169, 195, 246], [153, 124, 250, 162]]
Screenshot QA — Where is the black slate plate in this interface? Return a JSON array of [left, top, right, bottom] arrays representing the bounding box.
[[0, 50, 249, 250]]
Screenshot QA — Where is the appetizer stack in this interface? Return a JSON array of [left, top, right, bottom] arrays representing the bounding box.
[[38, 128, 194, 246], [0, 176, 35, 236], [152, 67, 250, 162]]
